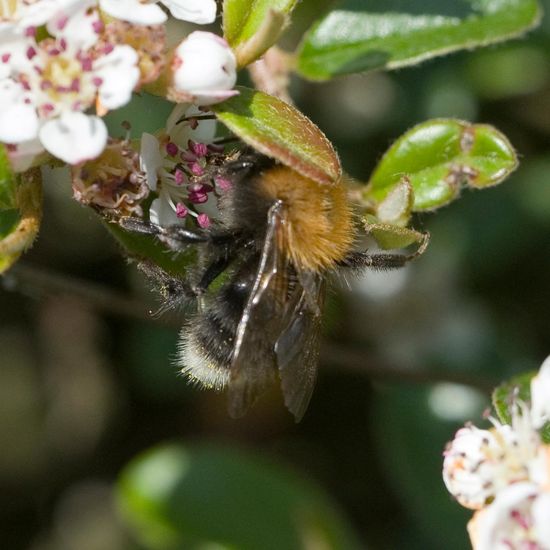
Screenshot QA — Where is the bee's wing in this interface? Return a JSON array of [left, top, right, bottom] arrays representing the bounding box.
[[275, 271, 325, 422], [227, 201, 290, 418]]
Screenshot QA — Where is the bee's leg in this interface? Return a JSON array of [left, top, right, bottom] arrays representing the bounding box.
[[339, 233, 430, 271], [118, 217, 240, 250], [138, 261, 198, 313], [338, 251, 411, 271], [118, 217, 210, 250], [194, 249, 235, 295], [338, 233, 430, 271]]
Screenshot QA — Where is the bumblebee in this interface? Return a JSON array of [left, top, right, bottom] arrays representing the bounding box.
[[122, 153, 417, 421]]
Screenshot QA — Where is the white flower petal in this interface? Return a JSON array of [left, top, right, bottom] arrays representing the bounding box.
[[167, 105, 217, 146], [191, 88, 239, 107], [165, 103, 190, 135], [16, 0, 68, 27], [532, 356, 550, 429], [39, 112, 107, 164], [140, 133, 162, 191], [149, 196, 181, 227], [0, 23, 32, 73], [0, 80, 39, 143], [99, 0, 167, 25], [173, 32, 237, 106], [6, 138, 45, 172], [0, 103, 39, 143], [47, 0, 100, 51], [471, 483, 547, 550], [532, 491, 550, 545], [163, 0, 216, 24], [95, 45, 139, 110]]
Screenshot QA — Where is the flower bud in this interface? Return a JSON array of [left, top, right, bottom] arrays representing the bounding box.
[[172, 32, 237, 106]]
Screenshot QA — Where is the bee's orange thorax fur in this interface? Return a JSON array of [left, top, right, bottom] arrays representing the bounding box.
[[257, 166, 355, 271]]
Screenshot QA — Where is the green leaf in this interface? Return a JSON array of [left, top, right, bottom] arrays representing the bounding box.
[[223, 0, 298, 47], [104, 220, 196, 276], [364, 215, 427, 251], [213, 86, 341, 185], [223, 0, 291, 68], [117, 443, 362, 550], [0, 156, 42, 274], [364, 119, 518, 211], [296, 1, 542, 80], [0, 150, 16, 210], [492, 371, 535, 424]]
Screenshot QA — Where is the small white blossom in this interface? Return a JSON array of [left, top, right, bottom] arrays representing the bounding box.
[[140, 104, 222, 227], [468, 482, 550, 550], [531, 356, 550, 430], [443, 413, 546, 510], [0, 6, 139, 164], [100, 0, 216, 26], [172, 31, 237, 106]]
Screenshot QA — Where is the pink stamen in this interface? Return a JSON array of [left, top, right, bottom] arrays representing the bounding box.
[[24, 26, 36, 38], [174, 169, 185, 185], [187, 184, 213, 204], [41, 103, 55, 115], [165, 142, 178, 157], [102, 43, 114, 55], [92, 77, 103, 87], [175, 203, 188, 218], [1, 53, 11, 63], [180, 150, 196, 162], [56, 16, 69, 30], [188, 140, 208, 158], [92, 20, 104, 34], [197, 213, 210, 228], [26, 46, 37, 60], [510, 509, 530, 531], [190, 162, 204, 176], [81, 57, 93, 72]]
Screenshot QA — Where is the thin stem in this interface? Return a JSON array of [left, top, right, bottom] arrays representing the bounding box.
[[3, 262, 179, 327], [176, 114, 217, 125]]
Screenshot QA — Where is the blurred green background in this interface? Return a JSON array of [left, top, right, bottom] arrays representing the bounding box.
[[1, 0, 550, 548]]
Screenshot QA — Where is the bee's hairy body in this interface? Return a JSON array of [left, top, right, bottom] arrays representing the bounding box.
[[179, 158, 354, 394], [121, 152, 415, 419]]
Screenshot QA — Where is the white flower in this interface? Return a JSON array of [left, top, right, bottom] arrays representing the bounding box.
[[531, 356, 550, 429], [468, 482, 550, 550], [100, 0, 216, 26], [0, 9, 139, 164], [140, 104, 220, 227], [172, 31, 237, 106], [443, 415, 546, 510]]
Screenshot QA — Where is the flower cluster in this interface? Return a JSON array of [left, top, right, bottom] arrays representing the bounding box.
[[0, 0, 237, 169], [443, 357, 550, 549]]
